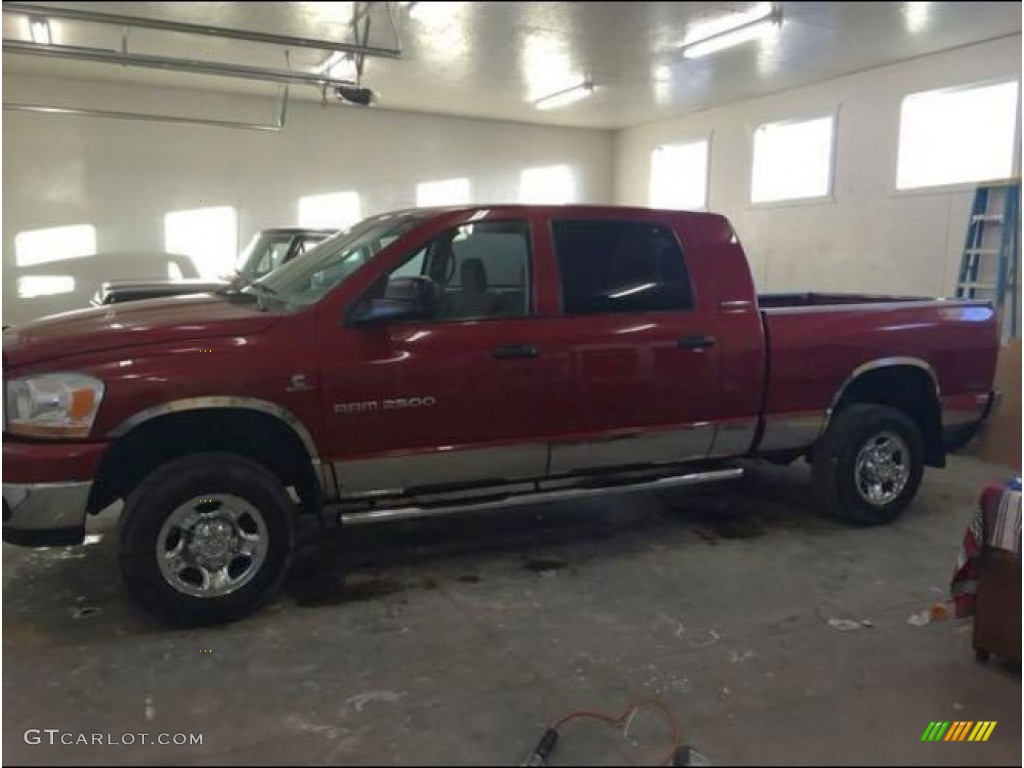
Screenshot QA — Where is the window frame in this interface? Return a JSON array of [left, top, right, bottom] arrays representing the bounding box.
[[163, 206, 238, 279], [415, 177, 473, 208], [350, 217, 536, 326], [649, 135, 712, 212], [297, 190, 362, 230], [749, 109, 839, 208], [519, 165, 577, 205], [14, 224, 97, 267], [548, 217, 697, 317], [893, 77, 1022, 195]]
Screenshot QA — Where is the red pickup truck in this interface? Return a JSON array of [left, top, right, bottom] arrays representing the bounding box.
[[2, 205, 998, 625]]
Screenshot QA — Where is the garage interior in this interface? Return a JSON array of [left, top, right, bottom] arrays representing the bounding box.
[[2, 2, 1022, 766]]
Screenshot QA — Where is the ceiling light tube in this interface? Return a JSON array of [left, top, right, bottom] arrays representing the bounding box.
[[534, 79, 595, 110], [681, 3, 782, 59], [29, 16, 51, 45]]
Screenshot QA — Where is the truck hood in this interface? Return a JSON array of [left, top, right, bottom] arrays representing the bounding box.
[[3, 294, 279, 369]]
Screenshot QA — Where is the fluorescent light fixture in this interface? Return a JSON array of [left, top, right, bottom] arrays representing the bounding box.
[[29, 16, 50, 45], [534, 79, 595, 110], [681, 2, 781, 59], [322, 51, 358, 82]]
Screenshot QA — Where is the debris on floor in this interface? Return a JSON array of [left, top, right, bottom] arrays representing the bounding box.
[[907, 601, 952, 627], [344, 690, 406, 713], [907, 610, 931, 627], [827, 618, 862, 631]]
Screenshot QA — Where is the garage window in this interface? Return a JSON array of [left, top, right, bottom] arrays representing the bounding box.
[[298, 191, 361, 230], [520, 165, 576, 204], [650, 139, 710, 210], [552, 220, 693, 314], [751, 115, 835, 203], [896, 80, 1020, 190], [15, 224, 96, 267], [17, 275, 76, 298], [164, 206, 238, 279], [416, 178, 472, 207]]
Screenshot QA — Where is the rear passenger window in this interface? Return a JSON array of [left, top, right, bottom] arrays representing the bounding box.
[[552, 220, 694, 314]]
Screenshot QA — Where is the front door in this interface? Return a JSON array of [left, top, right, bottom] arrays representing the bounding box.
[[320, 216, 555, 497]]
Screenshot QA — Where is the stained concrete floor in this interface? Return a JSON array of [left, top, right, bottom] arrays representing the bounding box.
[[3, 455, 1021, 766]]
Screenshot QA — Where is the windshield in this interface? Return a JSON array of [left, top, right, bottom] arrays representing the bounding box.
[[254, 213, 425, 308]]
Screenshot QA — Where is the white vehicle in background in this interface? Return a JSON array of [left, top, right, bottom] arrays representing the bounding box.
[[91, 227, 336, 306]]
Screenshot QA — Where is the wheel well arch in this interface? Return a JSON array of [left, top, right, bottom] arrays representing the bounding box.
[[89, 404, 323, 515], [826, 359, 944, 467]]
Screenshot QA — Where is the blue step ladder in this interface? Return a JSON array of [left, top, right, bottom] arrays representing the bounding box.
[[956, 179, 1021, 339]]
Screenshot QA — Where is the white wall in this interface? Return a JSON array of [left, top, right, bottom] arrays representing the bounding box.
[[615, 35, 1022, 298], [2, 74, 614, 325]]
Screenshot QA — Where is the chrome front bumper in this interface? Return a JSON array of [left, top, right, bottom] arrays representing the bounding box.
[[2, 481, 91, 546]]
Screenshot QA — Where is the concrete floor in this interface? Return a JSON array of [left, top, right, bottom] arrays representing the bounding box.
[[3, 455, 1021, 766]]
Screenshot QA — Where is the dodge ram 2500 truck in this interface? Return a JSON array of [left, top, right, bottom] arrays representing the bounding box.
[[2, 205, 999, 625]]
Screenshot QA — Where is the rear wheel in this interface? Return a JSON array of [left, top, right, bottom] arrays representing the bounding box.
[[813, 404, 924, 525], [119, 452, 296, 626]]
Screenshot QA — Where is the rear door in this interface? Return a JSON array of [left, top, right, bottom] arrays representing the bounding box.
[[541, 216, 722, 475]]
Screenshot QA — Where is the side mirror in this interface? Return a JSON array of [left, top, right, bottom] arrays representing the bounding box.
[[350, 275, 437, 326]]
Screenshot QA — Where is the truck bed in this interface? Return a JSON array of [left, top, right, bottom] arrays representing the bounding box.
[[758, 292, 948, 310], [755, 293, 998, 455]]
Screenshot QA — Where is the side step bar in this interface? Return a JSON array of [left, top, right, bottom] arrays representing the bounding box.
[[337, 467, 744, 526]]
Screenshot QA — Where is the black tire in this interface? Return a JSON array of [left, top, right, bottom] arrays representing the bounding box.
[[119, 452, 296, 626], [812, 404, 924, 526]]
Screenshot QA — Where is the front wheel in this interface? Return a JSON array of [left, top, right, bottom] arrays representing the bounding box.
[[119, 452, 296, 626], [812, 404, 924, 526]]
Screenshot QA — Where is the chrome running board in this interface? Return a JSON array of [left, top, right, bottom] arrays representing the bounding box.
[[337, 467, 743, 526]]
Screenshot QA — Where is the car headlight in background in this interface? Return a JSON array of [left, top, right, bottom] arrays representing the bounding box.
[[5, 373, 105, 438]]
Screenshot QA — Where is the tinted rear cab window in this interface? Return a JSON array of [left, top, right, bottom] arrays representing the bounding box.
[[552, 220, 693, 314]]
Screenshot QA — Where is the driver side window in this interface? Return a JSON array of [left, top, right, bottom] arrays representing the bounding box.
[[382, 220, 532, 322]]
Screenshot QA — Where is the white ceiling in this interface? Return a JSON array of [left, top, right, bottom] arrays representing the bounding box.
[[3, 1, 1021, 129]]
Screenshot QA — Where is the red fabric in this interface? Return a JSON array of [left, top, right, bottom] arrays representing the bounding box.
[[951, 482, 1021, 618]]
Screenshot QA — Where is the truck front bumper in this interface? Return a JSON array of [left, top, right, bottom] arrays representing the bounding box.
[[3, 481, 91, 546], [2, 438, 108, 547]]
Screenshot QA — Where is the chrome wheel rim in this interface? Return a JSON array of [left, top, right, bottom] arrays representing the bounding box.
[[854, 431, 911, 507], [156, 494, 268, 598]]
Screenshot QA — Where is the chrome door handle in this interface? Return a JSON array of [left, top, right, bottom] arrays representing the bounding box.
[[492, 344, 540, 359], [677, 335, 715, 350]]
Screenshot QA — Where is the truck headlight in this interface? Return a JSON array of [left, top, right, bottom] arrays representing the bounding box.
[[5, 373, 105, 438]]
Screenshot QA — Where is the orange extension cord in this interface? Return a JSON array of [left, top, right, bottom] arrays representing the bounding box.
[[550, 696, 683, 766]]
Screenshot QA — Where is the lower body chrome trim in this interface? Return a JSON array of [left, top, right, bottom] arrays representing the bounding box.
[[338, 468, 744, 526], [709, 418, 758, 458], [758, 413, 825, 452], [333, 443, 548, 498], [548, 424, 714, 475], [941, 392, 994, 429]]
